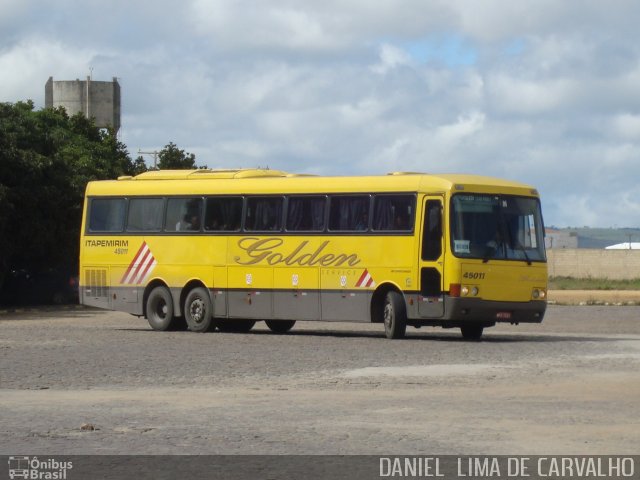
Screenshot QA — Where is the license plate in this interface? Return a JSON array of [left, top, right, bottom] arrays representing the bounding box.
[[496, 311, 512, 319]]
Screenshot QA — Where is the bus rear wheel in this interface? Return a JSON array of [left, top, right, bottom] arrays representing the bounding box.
[[216, 319, 256, 333], [146, 286, 175, 331], [383, 291, 407, 339], [265, 320, 296, 333], [184, 287, 215, 332], [460, 324, 484, 340]]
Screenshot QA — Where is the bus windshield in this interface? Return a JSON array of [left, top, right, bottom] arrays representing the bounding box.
[[450, 194, 546, 263]]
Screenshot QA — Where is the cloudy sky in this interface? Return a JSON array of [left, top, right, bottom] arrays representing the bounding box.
[[2, 1, 640, 227]]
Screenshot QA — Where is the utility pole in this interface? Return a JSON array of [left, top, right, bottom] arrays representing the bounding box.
[[138, 149, 160, 169]]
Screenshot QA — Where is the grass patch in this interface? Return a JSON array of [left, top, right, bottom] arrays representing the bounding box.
[[548, 276, 640, 290]]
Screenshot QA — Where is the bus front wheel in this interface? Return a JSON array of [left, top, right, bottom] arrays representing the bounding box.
[[184, 287, 215, 332], [460, 324, 484, 340], [146, 286, 175, 331], [383, 291, 407, 339], [265, 320, 296, 333]]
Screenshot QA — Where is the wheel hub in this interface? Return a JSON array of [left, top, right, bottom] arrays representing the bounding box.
[[190, 299, 205, 324]]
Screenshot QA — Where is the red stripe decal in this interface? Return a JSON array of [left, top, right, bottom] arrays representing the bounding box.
[[356, 270, 369, 287]]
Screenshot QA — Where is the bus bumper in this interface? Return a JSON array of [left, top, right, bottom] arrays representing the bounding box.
[[443, 297, 547, 325]]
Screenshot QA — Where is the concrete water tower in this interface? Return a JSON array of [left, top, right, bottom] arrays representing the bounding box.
[[45, 76, 121, 132]]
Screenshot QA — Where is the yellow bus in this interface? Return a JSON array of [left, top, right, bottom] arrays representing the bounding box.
[[79, 169, 547, 339]]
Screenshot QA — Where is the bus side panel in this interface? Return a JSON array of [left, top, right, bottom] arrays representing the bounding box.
[[110, 257, 145, 315], [212, 266, 229, 317], [273, 267, 320, 320], [112, 285, 143, 315], [227, 266, 273, 318], [320, 268, 370, 322]]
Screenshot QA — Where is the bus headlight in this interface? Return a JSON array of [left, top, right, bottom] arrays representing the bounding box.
[[461, 286, 479, 296], [532, 288, 546, 300]]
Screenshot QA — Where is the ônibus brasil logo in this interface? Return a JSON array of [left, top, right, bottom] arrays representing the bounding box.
[[8, 456, 73, 479]]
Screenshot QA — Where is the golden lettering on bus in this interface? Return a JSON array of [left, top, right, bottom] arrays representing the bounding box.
[[234, 237, 361, 267]]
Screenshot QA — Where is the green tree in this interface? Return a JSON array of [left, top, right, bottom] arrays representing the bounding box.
[[0, 101, 140, 297], [157, 141, 199, 169], [130, 155, 150, 175]]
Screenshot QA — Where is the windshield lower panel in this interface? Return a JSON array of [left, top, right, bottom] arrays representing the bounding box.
[[450, 194, 546, 262]]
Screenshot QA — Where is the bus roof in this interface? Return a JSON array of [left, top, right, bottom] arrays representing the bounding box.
[[86, 169, 539, 197]]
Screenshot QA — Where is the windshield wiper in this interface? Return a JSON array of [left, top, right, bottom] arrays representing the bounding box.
[[504, 224, 532, 265], [497, 206, 532, 265], [514, 241, 532, 265], [482, 245, 496, 263]]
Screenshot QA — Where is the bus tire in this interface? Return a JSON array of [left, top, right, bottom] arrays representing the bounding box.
[[184, 287, 214, 332], [383, 291, 407, 339], [217, 319, 256, 333], [265, 320, 296, 333], [146, 286, 175, 331], [460, 324, 484, 340]]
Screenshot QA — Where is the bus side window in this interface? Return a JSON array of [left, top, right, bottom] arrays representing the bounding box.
[[286, 196, 326, 231], [245, 197, 283, 232], [328, 195, 370, 231], [422, 200, 442, 261], [204, 197, 243, 232], [88, 198, 126, 232], [165, 198, 203, 232], [127, 198, 164, 232], [372, 195, 415, 231]]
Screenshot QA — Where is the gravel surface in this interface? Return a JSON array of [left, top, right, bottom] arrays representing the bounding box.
[[1, 305, 639, 454]]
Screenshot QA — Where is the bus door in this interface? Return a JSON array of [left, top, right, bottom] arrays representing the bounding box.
[[418, 196, 445, 317]]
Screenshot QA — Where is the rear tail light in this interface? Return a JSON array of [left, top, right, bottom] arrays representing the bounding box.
[[450, 283, 461, 297]]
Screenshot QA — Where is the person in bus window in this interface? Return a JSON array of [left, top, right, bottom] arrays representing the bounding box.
[[177, 214, 200, 231], [176, 214, 189, 231], [395, 214, 410, 230], [187, 214, 200, 231], [355, 212, 368, 230]]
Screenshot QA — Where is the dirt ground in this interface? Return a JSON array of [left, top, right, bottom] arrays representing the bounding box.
[[1, 304, 639, 455]]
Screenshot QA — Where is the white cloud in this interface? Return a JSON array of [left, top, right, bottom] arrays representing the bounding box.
[[486, 74, 575, 115], [0, 38, 95, 106], [0, 1, 29, 22], [365, 111, 486, 173], [189, 0, 347, 52], [435, 111, 486, 144], [371, 44, 413, 74], [447, 0, 639, 43], [612, 114, 640, 140]]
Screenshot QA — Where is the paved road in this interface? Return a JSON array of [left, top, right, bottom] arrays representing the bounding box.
[[1, 306, 639, 454]]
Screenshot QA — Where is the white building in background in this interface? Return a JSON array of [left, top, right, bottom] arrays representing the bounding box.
[[605, 242, 640, 250]]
